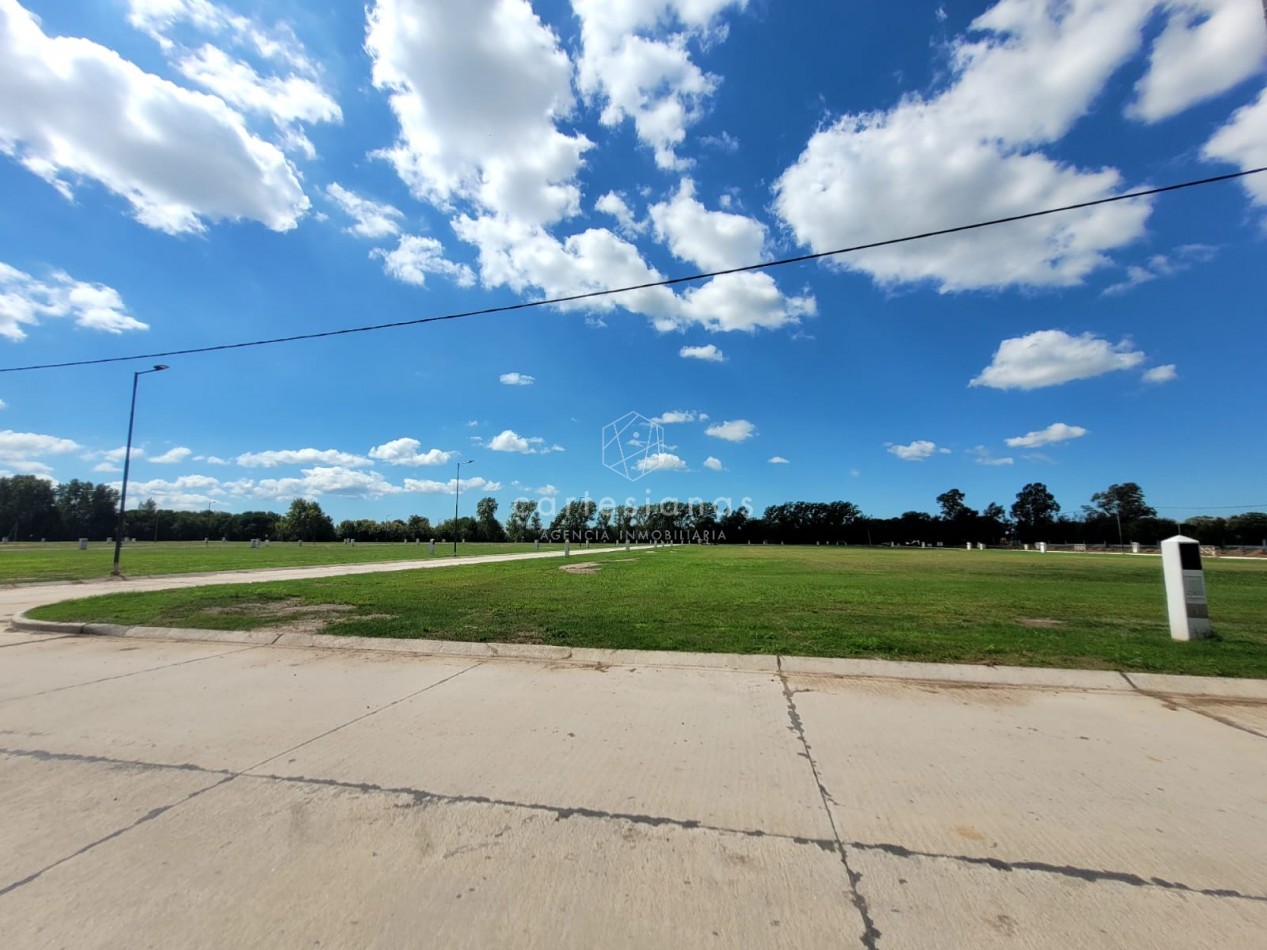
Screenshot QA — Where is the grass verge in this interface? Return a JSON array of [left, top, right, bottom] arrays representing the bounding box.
[[27, 546, 1267, 678]]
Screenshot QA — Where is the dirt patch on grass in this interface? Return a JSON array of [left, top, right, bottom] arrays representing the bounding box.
[[560, 562, 602, 575], [199, 599, 390, 635], [1017, 618, 1066, 628]]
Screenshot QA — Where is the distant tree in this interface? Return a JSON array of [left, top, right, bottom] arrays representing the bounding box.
[[406, 514, 432, 540], [1011, 483, 1060, 541], [0, 475, 58, 540], [56, 479, 120, 539], [1090, 483, 1156, 523], [475, 497, 504, 541], [278, 499, 335, 542], [505, 500, 538, 542], [1227, 512, 1267, 546], [936, 488, 968, 521]]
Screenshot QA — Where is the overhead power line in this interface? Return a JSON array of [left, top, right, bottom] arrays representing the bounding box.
[[2, 165, 1264, 375]]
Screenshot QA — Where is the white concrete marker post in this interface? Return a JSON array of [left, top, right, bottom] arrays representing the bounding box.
[[1161, 535, 1212, 641]]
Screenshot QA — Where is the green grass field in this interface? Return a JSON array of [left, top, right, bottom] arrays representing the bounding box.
[[27, 546, 1267, 677], [0, 540, 564, 584]]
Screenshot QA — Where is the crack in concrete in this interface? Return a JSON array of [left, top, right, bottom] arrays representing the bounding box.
[[849, 840, 1267, 904], [1120, 675, 1267, 742], [240, 660, 484, 774], [0, 774, 234, 898], [0, 644, 264, 705], [777, 657, 881, 950], [0, 634, 75, 648]]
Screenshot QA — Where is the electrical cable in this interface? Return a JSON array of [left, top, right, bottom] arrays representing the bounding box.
[[2, 165, 1263, 374]]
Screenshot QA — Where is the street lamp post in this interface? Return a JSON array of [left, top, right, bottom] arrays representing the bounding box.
[[111, 365, 169, 576], [453, 458, 474, 556]]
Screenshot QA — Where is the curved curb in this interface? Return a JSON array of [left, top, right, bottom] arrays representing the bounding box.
[[13, 611, 1266, 700]]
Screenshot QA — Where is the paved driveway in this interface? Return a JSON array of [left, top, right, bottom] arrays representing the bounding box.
[[1, 623, 1265, 949]]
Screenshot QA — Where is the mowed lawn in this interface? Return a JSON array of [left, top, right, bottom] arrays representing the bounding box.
[[28, 546, 1267, 677], [0, 540, 559, 584]]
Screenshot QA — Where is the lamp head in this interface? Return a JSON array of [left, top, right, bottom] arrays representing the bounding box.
[[153, 364, 169, 371]]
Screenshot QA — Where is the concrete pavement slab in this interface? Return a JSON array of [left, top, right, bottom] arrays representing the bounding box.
[[0, 635, 255, 702], [0, 771, 866, 950], [1125, 671, 1267, 700], [0, 645, 477, 771], [0, 750, 225, 891], [850, 846, 1267, 949], [780, 655, 1127, 691], [253, 660, 833, 841], [789, 675, 1267, 894]]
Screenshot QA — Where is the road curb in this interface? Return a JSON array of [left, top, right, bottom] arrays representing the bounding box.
[[12, 611, 1266, 699]]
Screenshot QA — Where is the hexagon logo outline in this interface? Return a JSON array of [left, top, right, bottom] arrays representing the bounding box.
[[601, 411, 666, 481]]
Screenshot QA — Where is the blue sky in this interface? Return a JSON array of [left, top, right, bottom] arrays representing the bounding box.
[[0, 0, 1264, 525]]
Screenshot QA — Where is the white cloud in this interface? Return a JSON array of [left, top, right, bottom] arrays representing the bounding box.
[[368, 437, 452, 466], [499, 372, 535, 386], [678, 272, 815, 333], [1204, 87, 1267, 209], [595, 191, 644, 234], [402, 475, 502, 494], [705, 419, 755, 442], [93, 462, 120, 474], [886, 440, 948, 462], [0, 1, 309, 234], [969, 445, 1014, 466], [367, 0, 590, 227], [636, 451, 686, 472], [1142, 363, 1178, 384], [236, 448, 371, 469], [651, 409, 702, 425], [768, 456, 789, 464], [527, 483, 558, 497], [326, 183, 404, 239], [649, 178, 766, 271], [774, 0, 1155, 291], [126, 473, 224, 510], [1101, 244, 1216, 295], [0, 428, 79, 473], [1130, 0, 1266, 122], [372, 235, 475, 288], [486, 429, 559, 455], [703, 456, 723, 471], [148, 446, 192, 464], [1005, 423, 1088, 449], [971, 330, 1147, 390], [679, 344, 725, 362], [0, 262, 147, 341], [573, 0, 746, 169]]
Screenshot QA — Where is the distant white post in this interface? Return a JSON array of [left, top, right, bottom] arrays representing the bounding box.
[[1161, 535, 1212, 641]]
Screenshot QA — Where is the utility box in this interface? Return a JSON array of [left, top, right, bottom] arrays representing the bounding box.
[[1161, 535, 1212, 641]]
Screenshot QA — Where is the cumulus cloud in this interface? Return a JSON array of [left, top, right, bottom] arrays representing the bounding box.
[[774, 0, 1155, 291], [970, 330, 1146, 390], [679, 344, 725, 362], [703, 456, 723, 471], [969, 445, 1014, 466], [125, 473, 224, 510], [768, 456, 789, 464], [1129, 0, 1265, 123], [236, 448, 371, 469], [0, 262, 148, 341], [367, 0, 589, 226], [1005, 423, 1088, 449], [886, 440, 949, 461], [0, 0, 309, 234], [499, 372, 535, 386], [403, 475, 501, 494], [705, 419, 756, 442], [649, 178, 766, 271], [652, 409, 704, 425], [1142, 364, 1178, 384], [0, 429, 81, 473], [487, 429, 560, 454], [1101, 244, 1216, 295], [148, 446, 192, 464], [635, 451, 686, 472], [368, 437, 452, 466], [372, 234, 475, 288], [1204, 87, 1267, 209], [595, 191, 644, 234], [326, 183, 404, 239], [573, 0, 746, 169]]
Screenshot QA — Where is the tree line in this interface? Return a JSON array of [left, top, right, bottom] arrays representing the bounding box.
[[2, 474, 1263, 547]]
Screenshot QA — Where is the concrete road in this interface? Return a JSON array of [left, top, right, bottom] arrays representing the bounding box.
[[2, 626, 1265, 949]]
